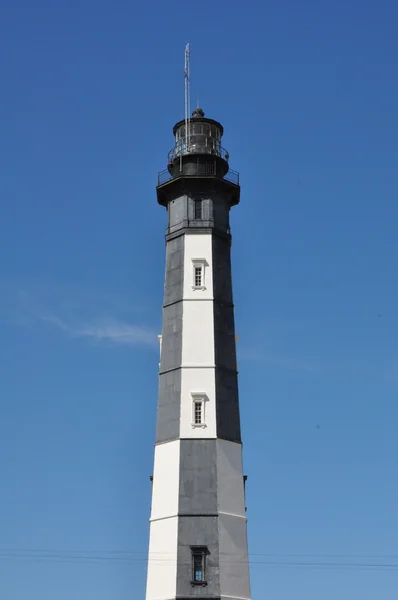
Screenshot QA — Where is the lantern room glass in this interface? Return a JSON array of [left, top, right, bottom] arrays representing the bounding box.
[[173, 121, 222, 158]]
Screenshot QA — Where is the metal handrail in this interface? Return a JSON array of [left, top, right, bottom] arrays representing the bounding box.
[[157, 163, 239, 187], [224, 168, 239, 185], [158, 169, 174, 185]]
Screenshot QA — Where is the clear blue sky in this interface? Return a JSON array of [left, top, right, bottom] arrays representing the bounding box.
[[1, 1, 397, 598]]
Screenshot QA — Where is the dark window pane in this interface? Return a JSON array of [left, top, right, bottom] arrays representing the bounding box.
[[193, 554, 204, 581], [194, 402, 202, 424], [194, 200, 202, 219], [194, 267, 202, 287]]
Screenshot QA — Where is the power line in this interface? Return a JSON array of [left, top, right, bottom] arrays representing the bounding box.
[[2, 548, 398, 560], [0, 551, 398, 571]]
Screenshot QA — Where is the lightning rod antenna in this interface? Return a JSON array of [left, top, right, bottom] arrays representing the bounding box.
[[184, 43, 191, 153]]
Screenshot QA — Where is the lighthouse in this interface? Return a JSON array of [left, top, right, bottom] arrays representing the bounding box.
[[145, 80, 251, 599]]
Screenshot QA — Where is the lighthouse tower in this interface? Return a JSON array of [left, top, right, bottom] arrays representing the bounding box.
[[145, 103, 251, 600]]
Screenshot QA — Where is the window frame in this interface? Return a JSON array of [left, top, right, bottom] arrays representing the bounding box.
[[194, 265, 203, 288], [194, 401, 203, 425], [193, 122, 202, 135], [191, 259, 207, 291], [191, 393, 208, 429], [190, 546, 208, 587], [194, 199, 202, 220]]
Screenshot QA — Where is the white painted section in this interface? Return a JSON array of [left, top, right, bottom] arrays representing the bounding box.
[[180, 368, 217, 438], [150, 441, 180, 521], [181, 300, 215, 366], [145, 517, 178, 600], [217, 440, 246, 518], [219, 513, 251, 600], [180, 232, 216, 437], [183, 233, 213, 299]]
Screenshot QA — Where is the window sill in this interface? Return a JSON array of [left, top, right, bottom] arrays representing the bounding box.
[[190, 581, 208, 587], [191, 286, 206, 291], [191, 423, 207, 429]]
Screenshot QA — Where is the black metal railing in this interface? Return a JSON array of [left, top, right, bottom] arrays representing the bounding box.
[[158, 168, 175, 185], [224, 168, 239, 185], [157, 162, 239, 187]]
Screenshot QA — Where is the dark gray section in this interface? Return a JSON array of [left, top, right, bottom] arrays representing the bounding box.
[[176, 440, 220, 597], [160, 302, 183, 372], [212, 234, 233, 303], [164, 235, 184, 305], [179, 440, 218, 514], [155, 370, 181, 443], [212, 194, 230, 234], [156, 245, 183, 442], [215, 369, 241, 442], [218, 514, 251, 598], [212, 233, 241, 443], [176, 516, 220, 598], [175, 439, 249, 598], [213, 303, 237, 371], [168, 195, 188, 235], [166, 192, 231, 237]]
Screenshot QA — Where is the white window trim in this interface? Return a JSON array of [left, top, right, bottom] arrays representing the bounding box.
[[191, 259, 207, 291], [191, 393, 208, 429]]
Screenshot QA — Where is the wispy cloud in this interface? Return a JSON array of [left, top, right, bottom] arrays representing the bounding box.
[[0, 280, 158, 349], [41, 315, 157, 347]]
